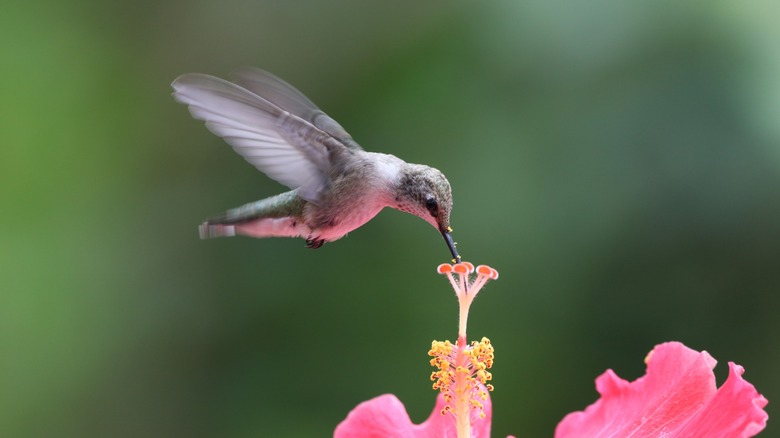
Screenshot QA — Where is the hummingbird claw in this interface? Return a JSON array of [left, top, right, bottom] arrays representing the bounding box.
[[306, 237, 325, 249]]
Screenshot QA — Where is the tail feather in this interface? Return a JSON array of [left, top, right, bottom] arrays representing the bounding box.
[[199, 223, 236, 239], [197, 191, 307, 240]]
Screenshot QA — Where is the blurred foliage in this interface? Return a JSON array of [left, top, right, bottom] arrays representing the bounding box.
[[1, 0, 779, 436]]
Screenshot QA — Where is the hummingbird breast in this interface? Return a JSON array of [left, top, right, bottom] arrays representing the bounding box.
[[307, 203, 386, 242], [303, 152, 403, 242]]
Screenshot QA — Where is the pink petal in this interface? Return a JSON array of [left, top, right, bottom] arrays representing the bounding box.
[[335, 390, 492, 438], [674, 362, 769, 437], [555, 342, 768, 438]]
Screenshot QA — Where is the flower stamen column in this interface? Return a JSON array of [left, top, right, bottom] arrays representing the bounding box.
[[430, 262, 499, 438]]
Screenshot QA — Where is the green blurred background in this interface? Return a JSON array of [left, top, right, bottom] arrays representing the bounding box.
[[2, 0, 778, 436]]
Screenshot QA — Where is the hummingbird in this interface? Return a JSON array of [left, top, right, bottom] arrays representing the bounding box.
[[172, 67, 461, 262]]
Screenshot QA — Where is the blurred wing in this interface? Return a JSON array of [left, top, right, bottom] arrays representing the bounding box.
[[231, 67, 363, 151], [172, 73, 347, 201]]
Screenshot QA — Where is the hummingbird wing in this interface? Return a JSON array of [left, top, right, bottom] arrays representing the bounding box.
[[230, 68, 363, 152], [172, 73, 353, 202]]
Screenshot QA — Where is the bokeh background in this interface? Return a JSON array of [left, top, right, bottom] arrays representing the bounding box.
[[2, 0, 778, 436]]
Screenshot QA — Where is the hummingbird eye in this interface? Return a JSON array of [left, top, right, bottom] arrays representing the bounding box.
[[425, 196, 439, 217]]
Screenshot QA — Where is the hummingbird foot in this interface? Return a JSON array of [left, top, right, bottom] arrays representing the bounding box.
[[305, 237, 325, 249]]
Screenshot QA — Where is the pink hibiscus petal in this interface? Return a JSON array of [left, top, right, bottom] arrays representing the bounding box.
[[674, 362, 769, 437], [335, 389, 492, 438], [555, 342, 768, 438]]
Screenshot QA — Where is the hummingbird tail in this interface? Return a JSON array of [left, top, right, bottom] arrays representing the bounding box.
[[199, 223, 236, 239]]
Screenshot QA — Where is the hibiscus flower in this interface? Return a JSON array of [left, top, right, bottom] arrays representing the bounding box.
[[335, 263, 768, 437]]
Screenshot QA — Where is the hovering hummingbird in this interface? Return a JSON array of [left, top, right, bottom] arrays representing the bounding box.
[[172, 67, 461, 262]]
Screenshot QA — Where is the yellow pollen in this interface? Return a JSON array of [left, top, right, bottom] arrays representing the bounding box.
[[428, 334, 496, 426]]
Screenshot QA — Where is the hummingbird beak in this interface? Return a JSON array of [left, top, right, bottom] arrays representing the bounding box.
[[440, 227, 461, 263]]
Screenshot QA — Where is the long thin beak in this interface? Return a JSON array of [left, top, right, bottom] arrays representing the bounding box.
[[441, 228, 461, 263]]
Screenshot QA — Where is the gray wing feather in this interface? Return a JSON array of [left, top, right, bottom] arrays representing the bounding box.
[[231, 68, 321, 121], [172, 73, 346, 201], [231, 68, 363, 151]]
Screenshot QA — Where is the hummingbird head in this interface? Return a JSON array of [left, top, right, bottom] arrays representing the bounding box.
[[394, 164, 461, 263]]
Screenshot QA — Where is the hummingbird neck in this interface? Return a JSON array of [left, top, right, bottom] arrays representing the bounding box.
[[362, 152, 404, 198]]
